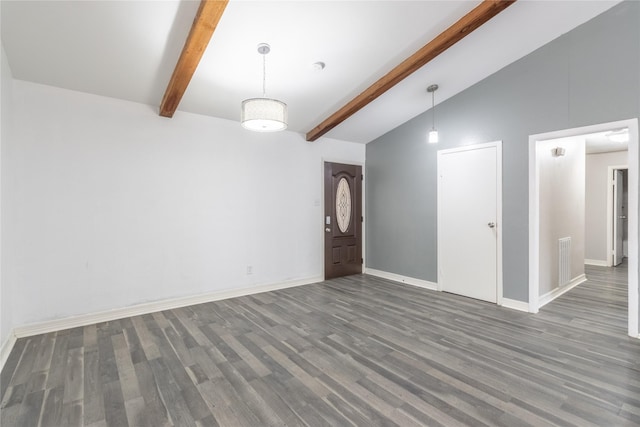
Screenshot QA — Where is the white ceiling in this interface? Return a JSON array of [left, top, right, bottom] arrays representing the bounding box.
[[1, 0, 622, 143], [585, 130, 629, 154]]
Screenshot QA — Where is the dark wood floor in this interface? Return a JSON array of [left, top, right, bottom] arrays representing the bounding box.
[[2, 264, 639, 426]]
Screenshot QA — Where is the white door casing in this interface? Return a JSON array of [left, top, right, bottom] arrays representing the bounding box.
[[529, 118, 639, 338], [607, 165, 628, 267], [614, 169, 625, 266], [437, 141, 503, 304]]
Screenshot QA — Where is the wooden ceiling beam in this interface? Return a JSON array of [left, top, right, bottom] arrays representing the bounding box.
[[159, 0, 229, 118], [305, 0, 516, 142]]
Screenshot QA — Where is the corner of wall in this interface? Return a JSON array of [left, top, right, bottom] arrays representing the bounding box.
[[0, 41, 14, 351]]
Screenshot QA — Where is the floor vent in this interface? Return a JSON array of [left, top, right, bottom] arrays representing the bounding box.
[[559, 237, 571, 286]]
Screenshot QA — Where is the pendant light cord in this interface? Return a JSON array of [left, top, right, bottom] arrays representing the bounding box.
[[431, 90, 435, 130], [262, 52, 267, 98]]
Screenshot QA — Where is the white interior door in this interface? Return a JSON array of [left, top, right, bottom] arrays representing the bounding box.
[[613, 169, 625, 266], [437, 142, 501, 303]]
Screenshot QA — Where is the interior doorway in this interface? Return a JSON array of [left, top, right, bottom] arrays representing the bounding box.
[[529, 118, 639, 338], [609, 167, 629, 267]]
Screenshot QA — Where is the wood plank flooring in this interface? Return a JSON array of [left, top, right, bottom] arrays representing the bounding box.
[[2, 264, 639, 426]]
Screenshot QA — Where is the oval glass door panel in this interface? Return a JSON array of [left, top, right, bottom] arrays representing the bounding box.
[[336, 177, 352, 233]]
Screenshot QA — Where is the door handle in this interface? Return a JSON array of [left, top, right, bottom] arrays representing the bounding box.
[[619, 215, 627, 219], [488, 222, 496, 228], [325, 228, 331, 232]]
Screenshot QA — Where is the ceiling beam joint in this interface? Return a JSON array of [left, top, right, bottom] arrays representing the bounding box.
[[159, 0, 229, 118]]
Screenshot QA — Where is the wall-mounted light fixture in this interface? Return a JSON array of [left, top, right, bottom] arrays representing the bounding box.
[[241, 43, 288, 132], [427, 84, 439, 143]]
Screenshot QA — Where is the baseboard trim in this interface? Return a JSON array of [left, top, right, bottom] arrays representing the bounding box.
[[0, 332, 18, 372], [13, 276, 323, 339], [364, 268, 438, 291], [538, 274, 587, 309], [501, 298, 531, 313], [585, 259, 608, 267]]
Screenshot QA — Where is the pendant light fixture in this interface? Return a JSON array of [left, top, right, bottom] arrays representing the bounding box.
[[241, 43, 287, 132], [427, 84, 439, 143]]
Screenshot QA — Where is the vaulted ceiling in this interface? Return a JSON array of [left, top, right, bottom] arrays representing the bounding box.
[[1, 0, 621, 143]]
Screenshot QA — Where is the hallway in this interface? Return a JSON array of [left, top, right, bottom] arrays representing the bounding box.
[[542, 261, 629, 336]]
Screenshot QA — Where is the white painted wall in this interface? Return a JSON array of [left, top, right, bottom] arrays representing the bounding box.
[[537, 136, 585, 296], [1, 42, 14, 349], [4, 80, 365, 328], [585, 150, 628, 263]]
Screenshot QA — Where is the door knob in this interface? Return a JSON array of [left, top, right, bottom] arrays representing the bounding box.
[[325, 228, 331, 232], [488, 222, 496, 228]]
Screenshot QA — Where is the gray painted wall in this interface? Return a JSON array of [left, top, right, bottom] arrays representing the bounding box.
[[366, 1, 640, 302]]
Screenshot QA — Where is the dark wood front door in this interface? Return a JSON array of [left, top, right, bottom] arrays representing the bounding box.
[[324, 162, 362, 279]]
